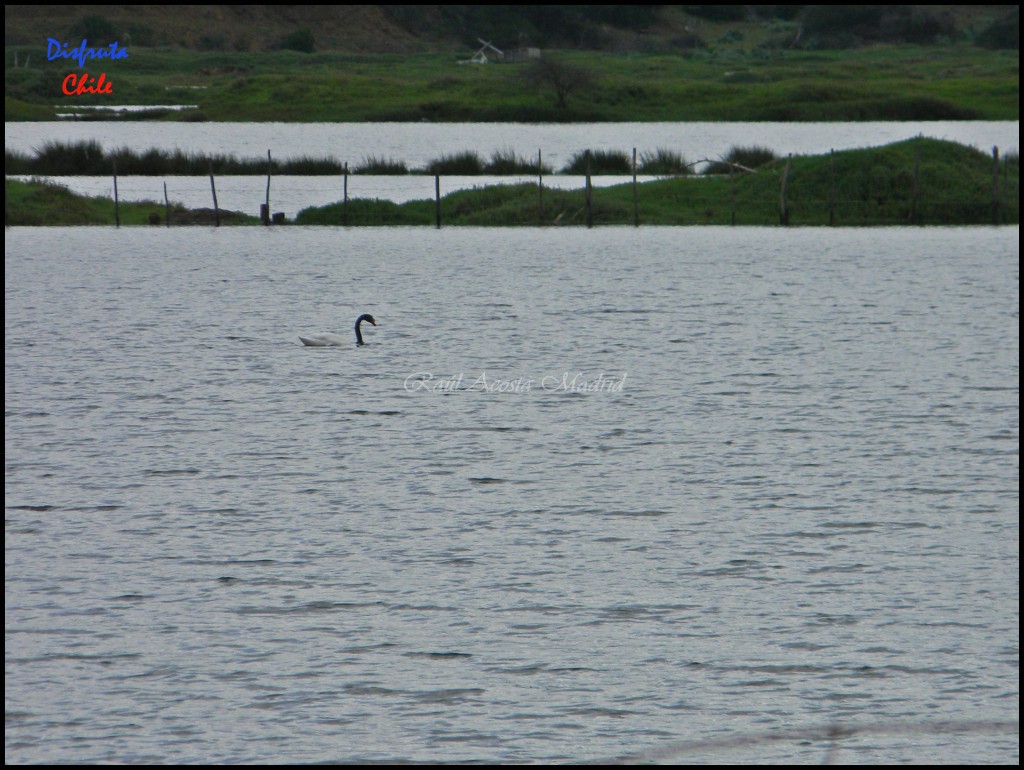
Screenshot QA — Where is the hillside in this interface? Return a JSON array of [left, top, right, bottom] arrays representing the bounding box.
[[4, 5, 1019, 55], [5, 6, 1018, 123]]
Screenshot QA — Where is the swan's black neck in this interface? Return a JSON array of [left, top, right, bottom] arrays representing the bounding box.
[[354, 313, 375, 347]]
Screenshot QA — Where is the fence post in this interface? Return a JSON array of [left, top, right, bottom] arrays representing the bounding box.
[[538, 148, 543, 226], [632, 147, 639, 227], [164, 181, 170, 226], [585, 149, 593, 228], [1002, 152, 1009, 225], [828, 149, 835, 226], [209, 162, 220, 227], [911, 146, 921, 225], [992, 146, 1000, 224], [779, 154, 792, 226], [435, 174, 441, 229], [113, 160, 120, 228], [264, 150, 272, 225], [729, 161, 736, 226], [343, 162, 349, 227]]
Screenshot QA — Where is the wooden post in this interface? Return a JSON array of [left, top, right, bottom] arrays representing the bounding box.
[[1002, 153, 1010, 226], [343, 161, 350, 225], [209, 162, 220, 227], [828, 149, 835, 226], [163, 181, 170, 226], [991, 146, 1000, 225], [537, 148, 543, 226], [113, 160, 120, 228], [264, 149, 272, 226], [585, 150, 593, 228], [910, 146, 920, 225], [779, 154, 792, 226], [435, 174, 441, 229], [729, 161, 736, 226], [632, 146, 639, 227]]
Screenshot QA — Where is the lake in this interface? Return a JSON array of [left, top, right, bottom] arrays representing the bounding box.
[[5, 120, 1019, 168], [4, 224, 1019, 764]]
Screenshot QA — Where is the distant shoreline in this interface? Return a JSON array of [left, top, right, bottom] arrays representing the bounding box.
[[5, 44, 1018, 123]]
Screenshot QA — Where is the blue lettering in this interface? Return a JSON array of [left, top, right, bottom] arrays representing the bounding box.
[[44, 38, 129, 68], [72, 40, 87, 68]]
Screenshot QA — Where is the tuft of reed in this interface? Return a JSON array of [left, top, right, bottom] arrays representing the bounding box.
[[4, 140, 345, 176], [561, 148, 633, 175], [638, 147, 691, 175], [703, 144, 779, 174], [484, 147, 553, 175], [352, 155, 409, 175], [422, 150, 486, 175]]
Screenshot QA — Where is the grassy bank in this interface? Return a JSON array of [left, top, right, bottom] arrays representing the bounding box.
[[6, 139, 1018, 228], [295, 138, 1018, 227], [5, 44, 1019, 123], [5, 177, 257, 226]]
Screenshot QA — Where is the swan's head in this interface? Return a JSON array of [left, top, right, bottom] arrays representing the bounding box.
[[354, 313, 376, 347]]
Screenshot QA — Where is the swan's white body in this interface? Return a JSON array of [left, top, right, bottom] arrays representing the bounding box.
[[299, 313, 376, 347], [298, 333, 349, 347]]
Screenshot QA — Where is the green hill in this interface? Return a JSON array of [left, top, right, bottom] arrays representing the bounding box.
[[4, 6, 1019, 122]]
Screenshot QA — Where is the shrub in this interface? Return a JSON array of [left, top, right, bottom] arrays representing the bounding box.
[[280, 28, 315, 54], [976, 7, 1019, 50]]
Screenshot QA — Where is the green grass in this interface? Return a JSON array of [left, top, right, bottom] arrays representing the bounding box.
[[5, 45, 1018, 122]]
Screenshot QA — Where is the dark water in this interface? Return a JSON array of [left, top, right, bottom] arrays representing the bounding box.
[[5, 225, 1019, 764]]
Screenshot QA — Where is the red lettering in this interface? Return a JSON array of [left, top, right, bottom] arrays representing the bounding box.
[[60, 72, 114, 96]]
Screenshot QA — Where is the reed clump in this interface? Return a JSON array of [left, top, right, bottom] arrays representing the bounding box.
[[4, 140, 345, 176], [703, 145, 779, 174], [638, 148, 691, 175], [352, 156, 409, 175], [561, 149, 633, 174], [484, 148, 553, 175], [422, 150, 486, 175]]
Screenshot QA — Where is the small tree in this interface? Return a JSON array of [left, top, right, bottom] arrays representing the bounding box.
[[523, 58, 595, 110]]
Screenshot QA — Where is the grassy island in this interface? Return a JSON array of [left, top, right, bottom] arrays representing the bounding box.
[[6, 138, 1017, 228]]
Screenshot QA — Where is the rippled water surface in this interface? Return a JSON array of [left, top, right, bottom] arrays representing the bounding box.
[[5, 225, 1019, 764]]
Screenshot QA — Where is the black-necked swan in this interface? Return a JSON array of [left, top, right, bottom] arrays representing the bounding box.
[[299, 313, 376, 347]]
